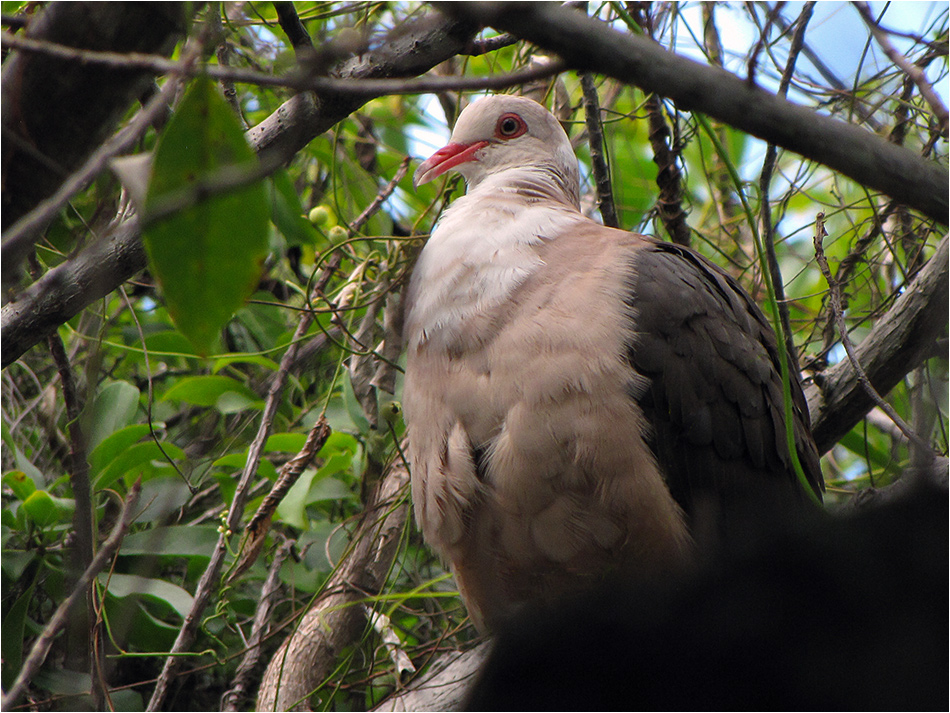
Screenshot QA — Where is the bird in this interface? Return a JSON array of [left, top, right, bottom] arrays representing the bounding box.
[[402, 95, 823, 633]]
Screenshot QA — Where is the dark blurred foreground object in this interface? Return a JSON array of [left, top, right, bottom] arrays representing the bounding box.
[[466, 481, 948, 711]]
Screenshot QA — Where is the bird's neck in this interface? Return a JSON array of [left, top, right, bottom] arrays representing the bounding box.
[[467, 164, 581, 209], [405, 174, 584, 353]]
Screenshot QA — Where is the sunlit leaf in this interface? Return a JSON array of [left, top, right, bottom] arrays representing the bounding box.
[[22, 490, 63, 527], [2, 471, 36, 502]]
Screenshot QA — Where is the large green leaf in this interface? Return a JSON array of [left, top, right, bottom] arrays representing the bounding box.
[[89, 424, 152, 476], [103, 573, 194, 620], [143, 76, 269, 355], [161, 375, 262, 411], [84, 381, 141, 452], [120, 525, 219, 560], [94, 441, 186, 490]]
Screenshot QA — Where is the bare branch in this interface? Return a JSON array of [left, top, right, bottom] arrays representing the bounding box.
[[579, 74, 618, 228], [806, 234, 948, 454], [466, 32, 519, 56], [257, 456, 410, 711], [221, 537, 296, 712], [227, 417, 332, 584], [812, 214, 933, 456], [440, 2, 948, 224], [274, 2, 314, 53], [1, 31, 565, 98], [46, 327, 96, 681], [854, 1, 949, 131]]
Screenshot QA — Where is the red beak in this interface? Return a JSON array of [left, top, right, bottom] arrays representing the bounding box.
[[413, 140, 490, 188]]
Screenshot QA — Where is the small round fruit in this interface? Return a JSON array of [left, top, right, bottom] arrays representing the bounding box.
[[308, 205, 331, 227], [327, 225, 348, 244]]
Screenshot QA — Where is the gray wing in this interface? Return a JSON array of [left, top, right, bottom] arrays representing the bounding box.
[[625, 240, 823, 521]]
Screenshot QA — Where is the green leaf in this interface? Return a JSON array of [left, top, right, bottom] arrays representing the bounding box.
[[94, 441, 186, 490], [22, 490, 63, 527], [276, 469, 320, 529], [143, 76, 269, 355], [2, 569, 36, 690], [307, 476, 352, 503], [120, 525, 219, 560], [89, 424, 152, 476], [103, 573, 194, 620], [144, 330, 199, 356], [2, 419, 45, 486], [2, 471, 36, 501], [838, 429, 893, 470], [84, 381, 141, 452], [212, 452, 278, 480], [162, 375, 261, 410], [211, 353, 279, 373], [215, 390, 262, 414], [136, 477, 192, 523], [265, 432, 308, 453]]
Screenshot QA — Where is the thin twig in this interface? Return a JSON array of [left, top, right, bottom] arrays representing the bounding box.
[[579, 74, 618, 228], [146, 159, 411, 711], [46, 329, 97, 693], [757, 1, 814, 372], [2, 481, 142, 710], [853, 1, 949, 131], [210, 8, 247, 130], [226, 417, 332, 584], [812, 212, 932, 456], [644, 94, 690, 246], [626, 3, 690, 246], [220, 537, 295, 712], [0, 32, 565, 98]]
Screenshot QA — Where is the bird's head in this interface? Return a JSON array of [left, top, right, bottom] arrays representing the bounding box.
[[413, 95, 580, 206]]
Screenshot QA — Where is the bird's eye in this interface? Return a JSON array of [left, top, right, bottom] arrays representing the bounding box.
[[495, 113, 527, 139]]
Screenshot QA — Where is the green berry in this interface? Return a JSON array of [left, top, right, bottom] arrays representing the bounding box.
[[327, 225, 348, 244], [308, 205, 331, 227]]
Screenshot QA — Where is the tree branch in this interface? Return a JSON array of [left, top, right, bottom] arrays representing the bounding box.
[[806, 234, 949, 455], [854, 1, 948, 131], [1, 3, 185, 276], [220, 537, 295, 712], [579, 74, 618, 228], [1, 12, 479, 369], [257, 456, 410, 711], [758, 1, 814, 373], [440, 2, 948, 224]]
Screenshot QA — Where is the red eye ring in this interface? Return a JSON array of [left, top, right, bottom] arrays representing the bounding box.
[[495, 113, 527, 140]]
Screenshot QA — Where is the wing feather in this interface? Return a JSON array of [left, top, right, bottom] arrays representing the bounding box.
[[625, 240, 823, 520]]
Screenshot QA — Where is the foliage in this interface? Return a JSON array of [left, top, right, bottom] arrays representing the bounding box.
[[1, 1, 947, 711]]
